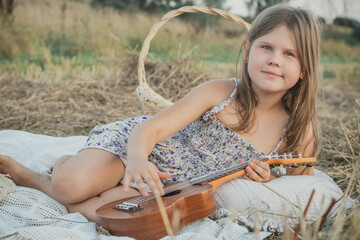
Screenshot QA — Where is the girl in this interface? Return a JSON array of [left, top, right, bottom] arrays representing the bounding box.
[[0, 5, 321, 224]]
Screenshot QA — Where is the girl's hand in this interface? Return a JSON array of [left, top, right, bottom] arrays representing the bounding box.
[[243, 159, 273, 182], [123, 159, 171, 197]]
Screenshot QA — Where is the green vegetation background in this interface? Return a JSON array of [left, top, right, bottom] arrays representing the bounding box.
[[1, 0, 359, 86]]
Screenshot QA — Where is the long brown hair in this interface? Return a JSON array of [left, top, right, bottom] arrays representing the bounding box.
[[235, 5, 322, 155]]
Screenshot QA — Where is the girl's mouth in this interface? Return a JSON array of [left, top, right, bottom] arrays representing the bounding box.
[[262, 71, 283, 78]]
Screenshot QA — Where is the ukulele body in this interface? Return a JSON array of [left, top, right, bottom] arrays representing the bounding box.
[[96, 183, 216, 240]]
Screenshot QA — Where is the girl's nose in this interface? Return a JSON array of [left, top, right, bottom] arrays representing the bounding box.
[[267, 52, 281, 67]]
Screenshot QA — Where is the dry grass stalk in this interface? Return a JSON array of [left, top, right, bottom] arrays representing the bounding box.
[[260, 183, 300, 210], [293, 189, 315, 240], [0, 232, 19, 240], [318, 198, 337, 231], [171, 208, 182, 234], [154, 194, 175, 238]]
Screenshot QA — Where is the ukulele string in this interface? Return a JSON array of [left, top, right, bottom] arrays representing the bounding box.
[[124, 161, 250, 205], [124, 154, 301, 205], [125, 181, 193, 205], [124, 179, 217, 206]]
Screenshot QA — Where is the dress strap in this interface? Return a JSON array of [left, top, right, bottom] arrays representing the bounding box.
[[203, 78, 239, 121]]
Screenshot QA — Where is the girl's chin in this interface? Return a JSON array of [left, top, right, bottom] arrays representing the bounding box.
[[253, 83, 287, 95]]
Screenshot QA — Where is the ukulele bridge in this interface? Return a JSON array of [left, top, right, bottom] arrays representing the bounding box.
[[114, 202, 142, 212]]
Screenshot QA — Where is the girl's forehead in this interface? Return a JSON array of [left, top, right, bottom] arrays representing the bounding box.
[[254, 25, 297, 50]]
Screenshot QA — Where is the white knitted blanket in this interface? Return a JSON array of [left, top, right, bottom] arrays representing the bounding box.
[[0, 130, 355, 239]]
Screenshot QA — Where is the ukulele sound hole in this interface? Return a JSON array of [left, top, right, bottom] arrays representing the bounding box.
[[163, 190, 182, 197]]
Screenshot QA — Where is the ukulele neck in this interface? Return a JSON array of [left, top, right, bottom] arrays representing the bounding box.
[[189, 153, 316, 189]]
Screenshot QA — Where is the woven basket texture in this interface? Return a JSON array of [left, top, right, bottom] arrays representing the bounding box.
[[136, 6, 251, 114]]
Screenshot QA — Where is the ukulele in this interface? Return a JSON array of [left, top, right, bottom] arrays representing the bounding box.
[[96, 153, 315, 240]]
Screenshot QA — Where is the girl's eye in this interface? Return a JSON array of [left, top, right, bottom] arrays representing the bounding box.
[[285, 51, 295, 57], [263, 46, 272, 50]]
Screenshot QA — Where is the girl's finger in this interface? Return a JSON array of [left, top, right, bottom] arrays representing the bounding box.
[[245, 166, 262, 182], [122, 175, 131, 192], [150, 170, 165, 195], [158, 170, 171, 180], [251, 160, 268, 170], [242, 174, 252, 181], [133, 175, 149, 197], [248, 162, 265, 176], [142, 172, 160, 195]]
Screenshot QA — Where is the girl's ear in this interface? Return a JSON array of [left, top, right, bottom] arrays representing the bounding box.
[[300, 71, 305, 80], [242, 40, 250, 52]]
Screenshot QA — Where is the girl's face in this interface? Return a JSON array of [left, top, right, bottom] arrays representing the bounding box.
[[246, 25, 302, 97]]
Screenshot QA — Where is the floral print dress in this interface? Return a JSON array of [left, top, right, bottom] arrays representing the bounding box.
[[81, 78, 286, 186]]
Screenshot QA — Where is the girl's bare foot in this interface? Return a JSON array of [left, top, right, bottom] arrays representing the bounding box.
[[0, 154, 56, 199], [0, 154, 30, 185]]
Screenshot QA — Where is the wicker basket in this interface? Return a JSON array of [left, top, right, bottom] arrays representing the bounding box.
[[136, 6, 251, 114]]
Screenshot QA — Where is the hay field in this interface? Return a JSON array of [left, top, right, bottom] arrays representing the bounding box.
[[0, 0, 359, 239]]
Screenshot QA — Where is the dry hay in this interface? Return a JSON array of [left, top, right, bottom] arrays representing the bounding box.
[[0, 74, 140, 136], [316, 81, 359, 196], [0, 55, 209, 136]]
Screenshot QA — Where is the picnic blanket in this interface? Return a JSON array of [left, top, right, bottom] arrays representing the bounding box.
[[0, 130, 355, 239]]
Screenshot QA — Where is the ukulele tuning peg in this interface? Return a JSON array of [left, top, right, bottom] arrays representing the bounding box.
[[290, 164, 299, 168], [288, 153, 293, 159], [306, 163, 314, 167]]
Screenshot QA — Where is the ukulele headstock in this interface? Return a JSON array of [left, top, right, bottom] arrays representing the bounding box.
[[259, 153, 316, 168]]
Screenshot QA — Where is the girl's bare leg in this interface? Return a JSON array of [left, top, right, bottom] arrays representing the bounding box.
[[67, 185, 140, 223], [0, 149, 128, 205]]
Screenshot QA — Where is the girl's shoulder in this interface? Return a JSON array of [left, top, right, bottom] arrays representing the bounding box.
[[205, 78, 236, 90], [143, 79, 237, 142], [198, 79, 236, 105]]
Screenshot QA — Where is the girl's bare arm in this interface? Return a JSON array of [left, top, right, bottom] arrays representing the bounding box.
[[244, 123, 316, 182], [123, 79, 235, 196], [286, 123, 315, 176]]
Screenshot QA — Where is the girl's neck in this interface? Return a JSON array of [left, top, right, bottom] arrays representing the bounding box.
[[256, 91, 285, 113]]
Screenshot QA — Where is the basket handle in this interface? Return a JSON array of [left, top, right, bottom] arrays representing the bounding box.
[[136, 5, 251, 114]]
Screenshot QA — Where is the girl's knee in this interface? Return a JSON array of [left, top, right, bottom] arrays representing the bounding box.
[[51, 172, 89, 204], [52, 155, 73, 171]]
